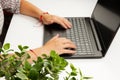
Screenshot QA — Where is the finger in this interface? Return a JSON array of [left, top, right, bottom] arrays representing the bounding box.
[[63, 22, 71, 29], [61, 49, 76, 54], [63, 18, 72, 28], [61, 38, 74, 44], [50, 34, 59, 41], [57, 38, 73, 44], [57, 20, 68, 29], [53, 16, 68, 29], [63, 43, 77, 49]]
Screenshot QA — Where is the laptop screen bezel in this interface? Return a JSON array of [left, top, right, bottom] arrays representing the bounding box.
[[91, 3, 120, 56]]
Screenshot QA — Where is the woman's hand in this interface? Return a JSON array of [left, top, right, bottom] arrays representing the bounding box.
[[41, 34, 76, 55], [41, 14, 72, 29], [28, 34, 76, 63], [20, 0, 71, 29]]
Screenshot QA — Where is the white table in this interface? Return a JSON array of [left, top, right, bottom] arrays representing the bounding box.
[[4, 0, 120, 80]]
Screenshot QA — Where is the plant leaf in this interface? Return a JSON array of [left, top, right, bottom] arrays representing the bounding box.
[[15, 52, 21, 57], [70, 64, 76, 71], [0, 48, 4, 52], [23, 46, 29, 49], [70, 77, 76, 80], [24, 60, 31, 70], [32, 62, 43, 71], [83, 76, 93, 79], [3, 43, 10, 50], [79, 69, 83, 77], [16, 71, 28, 80], [28, 68, 39, 80], [18, 45, 23, 51], [71, 72, 77, 76]]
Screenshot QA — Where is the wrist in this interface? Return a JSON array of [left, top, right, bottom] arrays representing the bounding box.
[[30, 49, 38, 57], [28, 47, 50, 62], [28, 49, 38, 63], [39, 12, 49, 23]]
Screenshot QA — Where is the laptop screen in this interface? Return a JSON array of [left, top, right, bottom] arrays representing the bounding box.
[[92, 2, 120, 55]]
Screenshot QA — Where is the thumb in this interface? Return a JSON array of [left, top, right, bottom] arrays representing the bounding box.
[[50, 34, 59, 41]]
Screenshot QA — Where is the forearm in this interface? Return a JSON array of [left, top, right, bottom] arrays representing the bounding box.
[[20, 0, 44, 19], [0, 48, 44, 64], [27, 47, 50, 63]]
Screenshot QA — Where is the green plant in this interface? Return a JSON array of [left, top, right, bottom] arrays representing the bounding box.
[[0, 43, 92, 80]]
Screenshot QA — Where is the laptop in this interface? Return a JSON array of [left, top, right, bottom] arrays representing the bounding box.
[[43, 2, 120, 58]]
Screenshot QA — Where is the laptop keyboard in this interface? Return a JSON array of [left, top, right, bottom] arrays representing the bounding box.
[[64, 17, 94, 55]]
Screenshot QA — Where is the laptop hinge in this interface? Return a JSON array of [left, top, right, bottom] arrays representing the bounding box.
[[90, 19, 102, 51]]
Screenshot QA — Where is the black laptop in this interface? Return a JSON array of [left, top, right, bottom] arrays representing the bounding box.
[[43, 2, 120, 58]]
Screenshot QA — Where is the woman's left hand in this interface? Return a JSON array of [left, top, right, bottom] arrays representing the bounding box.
[[41, 13, 72, 29]]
